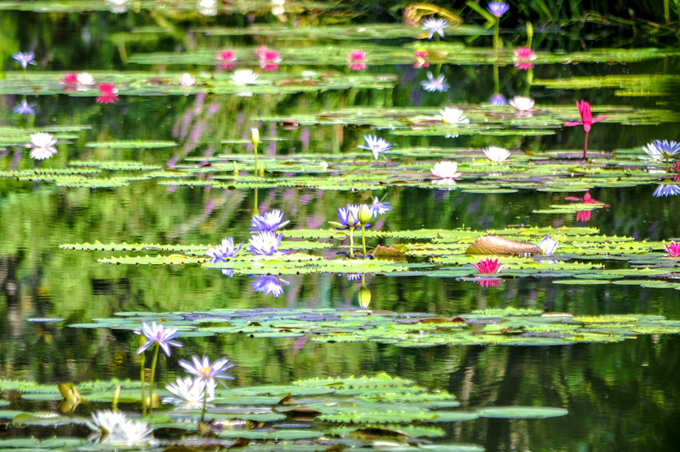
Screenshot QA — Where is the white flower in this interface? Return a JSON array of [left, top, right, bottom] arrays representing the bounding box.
[[421, 72, 449, 92], [509, 96, 535, 112], [483, 146, 511, 163], [27, 132, 58, 160], [76, 72, 94, 85], [358, 134, 391, 160], [422, 18, 447, 39], [271, 0, 285, 14], [164, 376, 216, 410], [438, 107, 469, 124], [179, 72, 196, 87], [87, 410, 154, 447], [320, 161, 328, 170], [430, 161, 461, 180], [107, 0, 129, 13], [642, 143, 663, 161], [231, 69, 258, 85]]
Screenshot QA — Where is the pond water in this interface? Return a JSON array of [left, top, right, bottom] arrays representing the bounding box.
[[1, 3, 679, 452]]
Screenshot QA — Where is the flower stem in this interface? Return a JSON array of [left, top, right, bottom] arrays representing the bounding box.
[[140, 352, 146, 416], [147, 343, 160, 416], [200, 385, 209, 423], [582, 130, 589, 160], [666, 157, 670, 174], [493, 21, 500, 59], [253, 143, 259, 176], [341, 158, 371, 177], [349, 228, 355, 258], [361, 225, 367, 258]]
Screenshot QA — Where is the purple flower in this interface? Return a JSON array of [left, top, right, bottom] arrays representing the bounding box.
[[538, 236, 558, 256], [251, 275, 289, 297], [371, 196, 391, 217], [179, 356, 234, 399], [358, 135, 391, 160], [136, 322, 183, 357], [250, 209, 290, 231], [12, 52, 36, 69], [489, 93, 508, 106], [652, 139, 680, 157], [13, 99, 34, 115], [249, 230, 283, 255], [342, 273, 363, 281], [653, 184, 680, 197], [207, 237, 244, 263], [487, 1, 510, 17], [421, 72, 449, 92], [336, 204, 360, 229]]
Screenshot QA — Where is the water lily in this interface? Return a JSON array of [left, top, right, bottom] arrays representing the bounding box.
[[509, 96, 534, 113], [164, 377, 216, 409], [422, 18, 447, 39], [27, 132, 58, 160], [107, 0, 130, 13], [12, 52, 36, 69], [13, 99, 34, 115], [665, 241, 680, 257], [271, 0, 285, 15], [249, 230, 283, 256], [475, 258, 504, 274], [489, 93, 508, 106], [251, 275, 289, 297], [483, 146, 511, 163], [642, 140, 680, 172], [358, 134, 391, 160], [475, 279, 501, 288], [217, 49, 237, 69], [179, 355, 235, 399], [179, 73, 196, 87], [76, 72, 95, 86], [673, 162, 680, 181], [250, 209, 290, 231], [538, 236, 558, 256], [231, 69, 258, 85], [430, 161, 461, 181], [335, 204, 360, 229], [87, 410, 154, 447], [653, 184, 680, 197], [421, 72, 449, 92], [61, 73, 78, 84], [371, 196, 391, 217], [136, 322, 183, 357], [513, 47, 536, 70], [414, 50, 429, 69], [487, 1, 510, 17], [348, 50, 367, 71], [198, 0, 217, 16], [564, 100, 609, 159], [207, 237, 244, 263], [439, 107, 469, 124], [565, 191, 609, 222], [96, 83, 119, 104], [256, 45, 281, 71]]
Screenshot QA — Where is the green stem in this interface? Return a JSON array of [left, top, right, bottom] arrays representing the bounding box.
[[493, 65, 500, 94], [253, 188, 259, 217], [349, 228, 355, 258], [341, 158, 371, 177], [200, 384, 209, 423], [361, 225, 367, 258], [140, 351, 146, 416], [493, 21, 499, 59], [666, 157, 670, 174], [253, 143, 259, 176], [147, 343, 160, 416], [435, 62, 442, 78]]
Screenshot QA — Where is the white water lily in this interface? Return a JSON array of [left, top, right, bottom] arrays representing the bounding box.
[[179, 72, 196, 87], [430, 161, 461, 180], [509, 96, 535, 112], [438, 107, 469, 124], [76, 72, 94, 85], [483, 146, 511, 163], [27, 132, 58, 160], [87, 410, 154, 447], [164, 376, 216, 410], [198, 0, 217, 16], [231, 69, 258, 85]]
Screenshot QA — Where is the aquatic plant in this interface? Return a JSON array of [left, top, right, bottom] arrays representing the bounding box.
[[513, 47, 536, 70], [475, 258, 504, 274], [136, 322, 182, 414], [249, 230, 283, 256], [207, 237, 244, 263], [430, 161, 461, 184], [96, 83, 119, 104], [358, 284, 371, 308], [348, 50, 367, 70], [217, 49, 237, 69], [413, 50, 429, 68], [250, 209, 290, 231], [76, 72, 94, 85], [421, 72, 449, 92], [439, 107, 469, 124], [358, 134, 391, 160], [673, 162, 680, 181], [475, 279, 501, 287], [358, 204, 372, 258], [653, 184, 680, 197], [179, 355, 235, 399], [179, 73, 196, 87], [422, 18, 447, 39], [27, 132, 58, 160], [87, 410, 154, 446], [564, 100, 609, 159], [664, 241, 680, 257], [164, 376, 216, 410], [509, 96, 535, 113], [489, 93, 508, 105], [12, 51, 35, 68], [642, 140, 680, 173], [371, 196, 391, 217], [487, 1, 510, 17], [251, 127, 260, 175], [13, 99, 34, 115], [483, 146, 511, 163], [251, 275, 289, 297], [565, 191, 609, 222], [538, 236, 558, 256], [231, 69, 258, 85], [330, 204, 363, 257], [256, 45, 281, 71]]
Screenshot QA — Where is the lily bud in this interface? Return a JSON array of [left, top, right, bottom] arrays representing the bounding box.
[[358, 204, 372, 225], [251, 127, 260, 148], [358, 285, 371, 308]]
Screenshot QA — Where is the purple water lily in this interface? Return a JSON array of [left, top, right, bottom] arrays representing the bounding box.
[[421, 72, 449, 93], [207, 237, 244, 263], [136, 322, 183, 357], [336, 204, 360, 229], [370, 196, 391, 217], [249, 230, 283, 255], [13, 99, 34, 115], [250, 209, 290, 231], [251, 275, 289, 297], [179, 355, 234, 399], [12, 52, 36, 69], [358, 135, 391, 160], [487, 1, 510, 17]]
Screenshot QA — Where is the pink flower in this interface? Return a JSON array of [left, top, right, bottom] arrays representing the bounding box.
[[61, 73, 78, 84], [565, 191, 609, 223], [474, 258, 504, 274], [672, 162, 680, 182], [475, 279, 501, 288], [256, 45, 281, 71], [665, 241, 680, 257], [564, 100, 609, 133], [513, 47, 536, 70], [348, 50, 367, 71], [414, 50, 429, 69], [96, 83, 119, 104], [179, 73, 196, 87], [217, 49, 237, 69]]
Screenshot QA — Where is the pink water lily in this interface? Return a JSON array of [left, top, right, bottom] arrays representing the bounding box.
[[474, 258, 503, 274], [348, 50, 367, 71], [665, 241, 680, 257], [564, 100, 609, 159]]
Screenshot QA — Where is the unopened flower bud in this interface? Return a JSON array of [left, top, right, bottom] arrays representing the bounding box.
[[251, 127, 260, 148], [358, 285, 371, 308], [358, 204, 372, 225]]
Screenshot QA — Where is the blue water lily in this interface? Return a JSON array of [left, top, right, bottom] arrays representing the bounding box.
[[12, 52, 36, 69], [249, 230, 283, 255], [250, 209, 290, 231], [136, 322, 183, 357], [207, 237, 244, 263]]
